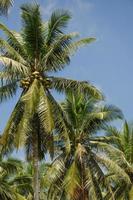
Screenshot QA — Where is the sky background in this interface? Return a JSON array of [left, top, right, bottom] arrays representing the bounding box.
[[1, 0, 133, 135]]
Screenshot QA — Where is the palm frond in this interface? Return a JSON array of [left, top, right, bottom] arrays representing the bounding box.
[[67, 37, 96, 55], [0, 23, 26, 56], [21, 4, 45, 61], [0, 56, 29, 75], [93, 105, 123, 121], [47, 9, 71, 45], [47, 91, 71, 154], [0, 81, 17, 102], [0, 98, 24, 153], [44, 32, 79, 72], [37, 85, 54, 133], [51, 77, 104, 100], [0, 0, 13, 15], [95, 155, 131, 185], [63, 161, 81, 200], [0, 38, 27, 65], [0, 158, 22, 174]]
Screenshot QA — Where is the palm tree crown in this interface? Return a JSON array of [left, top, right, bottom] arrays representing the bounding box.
[[46, 92, 130, 200], [0, 4, 103, 200], [104, 122, 133, 199], [0, 3, 103, 158]]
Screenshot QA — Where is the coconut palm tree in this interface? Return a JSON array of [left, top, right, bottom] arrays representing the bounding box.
[[0, 4, 103, 200], [0, 0, 13, 15], [0, 155, 29, 200], [103, 121, 133, 200], [46, 92, 130, 200]]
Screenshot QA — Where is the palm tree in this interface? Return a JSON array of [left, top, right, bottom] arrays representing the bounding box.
[[0, 155, 28, 200], [46, 92, 130, 200], [0, 0, 13, 15], [103, 121, 133, 200], [0, 4, 103, 200]]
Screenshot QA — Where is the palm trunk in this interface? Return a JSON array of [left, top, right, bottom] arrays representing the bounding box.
[[33, 132, 39, 200]]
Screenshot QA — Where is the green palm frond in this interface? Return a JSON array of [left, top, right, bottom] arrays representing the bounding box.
[[47, 91, 71, 154], [63, 161, 81, 200], [21, 79, 40, 115], [0, 38, 26, 64], [21, 4, 45, 60], [0, 98, 24, 153], [47, 158, 65, 200], [67, 37, 96, 55], [95, 155, 131, 185], [0, 157, 22, 174], [0, 23, 26, 56], [92, 105, 123, 121], [0, 56, 29, 75], [37, 85, 54, 133], [85, 167, 103, 200], [47, 9, 71, 45], [0, 81, 17, 102], [44, 32, 79, 72], [51, 77, 104, 100], [0, 0, 13, 15]]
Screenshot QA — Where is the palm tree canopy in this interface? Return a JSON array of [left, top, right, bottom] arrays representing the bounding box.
[[0, 4, 103, 159], [102, 121, 133, 200], [46, 93, 129, 200]]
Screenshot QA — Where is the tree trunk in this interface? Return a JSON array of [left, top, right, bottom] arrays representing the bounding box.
[[33, 132, 39, 200]]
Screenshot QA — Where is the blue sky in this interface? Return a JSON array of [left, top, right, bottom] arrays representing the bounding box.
[[1, 0, 133, 134]]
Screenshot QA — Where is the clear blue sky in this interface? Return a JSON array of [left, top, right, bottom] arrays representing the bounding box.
[[1, 0, 133, 133]]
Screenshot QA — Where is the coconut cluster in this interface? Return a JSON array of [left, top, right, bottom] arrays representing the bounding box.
[[20, 71, 52, 89]]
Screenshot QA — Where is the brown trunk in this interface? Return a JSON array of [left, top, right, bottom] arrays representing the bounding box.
[[32, 131, 39, 200]]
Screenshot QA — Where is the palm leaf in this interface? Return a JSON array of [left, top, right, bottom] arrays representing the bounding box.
[[0, 0, 13, 15], [51, 77, 104, 100], [47, 9, 71, 45]]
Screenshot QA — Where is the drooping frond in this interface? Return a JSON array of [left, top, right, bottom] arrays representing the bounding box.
[[95, 154, 131, 185], [67, 37, 96, 56], [37, 85, 54, 133], [0, 23, 26, 57], [0, 56, 29, 76], [0, 97, 24, 153], [0, 38, 27, 65], [47, 91, 71, 154], [51, 77, 104, 100], [0, 81, 17, 102], [63, 161, 81, 200], [21, 79, 40, 115]]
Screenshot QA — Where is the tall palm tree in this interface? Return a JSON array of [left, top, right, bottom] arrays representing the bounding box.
[[103, 121, 133, 200], [0, 0, 13, 15], [46, 92, 130, 200], [0, 4, 103, 200]]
